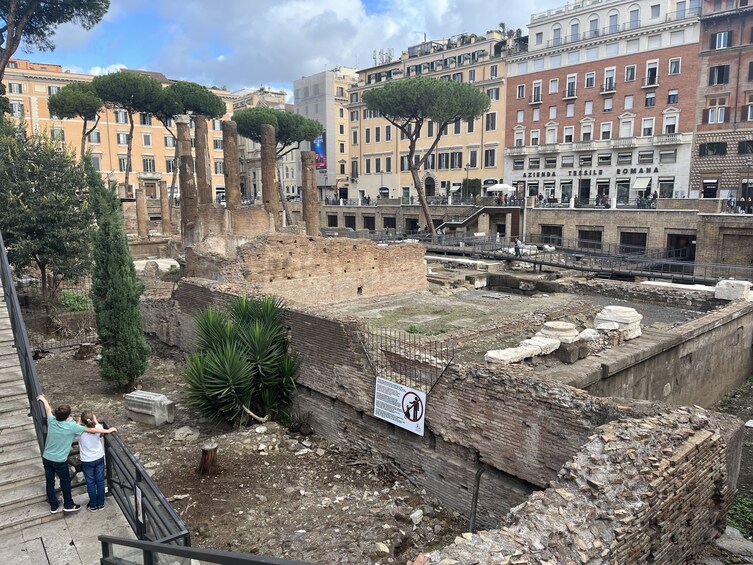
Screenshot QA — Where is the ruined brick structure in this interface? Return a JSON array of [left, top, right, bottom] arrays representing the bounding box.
[[183, 234, 428, 305], [141, 279, 744, 554]]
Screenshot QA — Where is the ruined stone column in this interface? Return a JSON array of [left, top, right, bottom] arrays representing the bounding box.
[[222, 120, 241, 211], [301, 151, 319, 236], [135, 186, 149, 239], [159, 181, 172, 235], [194, 116, 213, 205], [261, 123, 280, 230], [177, 115, 198, 246]]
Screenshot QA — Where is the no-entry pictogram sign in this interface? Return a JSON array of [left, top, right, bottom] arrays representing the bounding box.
[[374, 377, 426, 436]]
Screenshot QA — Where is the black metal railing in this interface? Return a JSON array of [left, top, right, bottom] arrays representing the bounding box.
[[100, 536, 314, 565], [0, 230, 47, 454]]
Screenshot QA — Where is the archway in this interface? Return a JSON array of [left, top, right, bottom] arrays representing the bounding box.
[[425, 176, 436, 197]]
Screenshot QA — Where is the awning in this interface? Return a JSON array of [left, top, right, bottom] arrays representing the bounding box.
[[450, 186, 461, 193], [632, 177, 652, 190]]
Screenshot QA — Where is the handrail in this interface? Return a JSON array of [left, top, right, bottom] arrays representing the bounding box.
[[99, 535, 315, 564], [0, 230, 47, 454]]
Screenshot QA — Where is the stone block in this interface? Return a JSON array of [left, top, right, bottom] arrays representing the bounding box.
[[520, 336, 561, 355], [537, 321, 580, 344], [594, 306, 643, 341], [578, 328, 600, 341], [124, 391, 175, 427], [715, 279, 752, 301], [485, 345, 541, 364], [556, 342, 580, 364]]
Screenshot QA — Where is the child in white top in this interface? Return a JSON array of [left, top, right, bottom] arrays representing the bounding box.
[[78, 411, 107, 511]]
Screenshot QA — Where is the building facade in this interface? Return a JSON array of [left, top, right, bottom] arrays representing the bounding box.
[[294, 67, 358, 200], [345, 31, 510, 203], [3, 59, 235, 200], [505, 0, 701, 205], [690, 0, 753, 202]]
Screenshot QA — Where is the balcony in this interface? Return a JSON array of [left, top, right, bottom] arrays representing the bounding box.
[[641, 76, 659, 88], [600, 81, 616, 94], [612, 137, 635, 148], [574, 141, 594, 151], [653, 133, 682, 145], [538, 143, 559, 153], [562, 88, 577, 100], [505, 145, 527, 156], [529, 94, 543, 105]]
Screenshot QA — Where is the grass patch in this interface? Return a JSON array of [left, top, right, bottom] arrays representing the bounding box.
[[406, 325, 448, 336], [728, 495, 753, 538]]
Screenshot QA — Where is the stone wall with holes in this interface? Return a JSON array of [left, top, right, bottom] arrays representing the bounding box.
[[141, 279, 742, 536], [183, 233, 427, 305]]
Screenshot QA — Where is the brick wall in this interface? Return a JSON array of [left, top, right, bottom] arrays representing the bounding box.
[[184, 234, 428, 305]]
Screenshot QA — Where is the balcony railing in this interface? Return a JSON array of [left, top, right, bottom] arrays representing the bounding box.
[[506, 145, 527, 155], [538, 143, 559, 153], [574, 141, 594, 151], [529, 94, 543, 104], [600, 81, 616, 94], [653, 133, 681, 145], [562, 88, 577, 100], [641, 76, 659, 88], [612, 137, 635, 148]]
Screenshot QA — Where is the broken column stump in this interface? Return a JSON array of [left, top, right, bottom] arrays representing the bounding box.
[[197, 441, 219, 476]]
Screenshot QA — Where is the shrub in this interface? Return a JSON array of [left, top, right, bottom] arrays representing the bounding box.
[[60, 290, 91, 312], [185, 295, 298, 426]]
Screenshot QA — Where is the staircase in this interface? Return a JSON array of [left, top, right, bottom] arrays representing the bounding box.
[[0, 285, 60, 532]]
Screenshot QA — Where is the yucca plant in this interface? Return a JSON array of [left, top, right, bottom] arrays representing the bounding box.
[[184, 295, 298, 426]]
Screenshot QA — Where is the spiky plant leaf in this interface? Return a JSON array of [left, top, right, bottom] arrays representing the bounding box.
[[194, 308, 234, 353]]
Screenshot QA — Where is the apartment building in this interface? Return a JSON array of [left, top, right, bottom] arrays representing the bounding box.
[[294, 67, 358, 199], [690, 0, 753, 201], [2, 59, 235, 200], [505, 0, 701, 205], [232, 87, 300, 201], [345, 31, 510, 202]]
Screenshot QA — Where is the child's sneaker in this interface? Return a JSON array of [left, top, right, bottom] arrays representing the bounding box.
[[63, 504, 81, 512], [50, 506, 60, 514], [87, 505, 98, 512]]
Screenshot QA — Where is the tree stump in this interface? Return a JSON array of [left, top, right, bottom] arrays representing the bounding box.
[[197, 441, 219, 476]]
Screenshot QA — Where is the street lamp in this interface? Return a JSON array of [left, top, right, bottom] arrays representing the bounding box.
[[464, 163, 470, 202]]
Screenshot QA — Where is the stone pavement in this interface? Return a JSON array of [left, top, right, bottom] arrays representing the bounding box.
[[0, 491, 134, 565]]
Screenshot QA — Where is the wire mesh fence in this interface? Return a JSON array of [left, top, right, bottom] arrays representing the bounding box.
[[15, 277, 97, 350]]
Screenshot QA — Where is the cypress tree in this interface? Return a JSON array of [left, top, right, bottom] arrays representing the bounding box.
[[88, 159, 150, 390]]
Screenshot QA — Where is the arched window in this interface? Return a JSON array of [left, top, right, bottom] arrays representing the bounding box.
[[552, 24, 562, 46], [607, 10, 619, 33], [569, 19, 580, 42], [588, 15, 600, 38], [628, 5, 640, 29]]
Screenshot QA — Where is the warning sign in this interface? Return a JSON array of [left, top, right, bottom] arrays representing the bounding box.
[[374, 377, 426, 436]]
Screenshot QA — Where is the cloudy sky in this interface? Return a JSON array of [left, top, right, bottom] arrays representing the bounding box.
[[20, 0, 564, 93]]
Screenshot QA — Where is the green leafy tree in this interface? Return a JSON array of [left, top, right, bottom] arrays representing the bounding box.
[[88, 158, 149, 390], [0, 0, 110, 81], [233, 107, 321, 220], [91, 71, 162, 194], [144, 81, 226, 216], [363, 77, 490, 239], [0, 117, 93, 300], [0, 83, 9, 115], [185, 295, 298, 426], [47, 82, 103, 158]]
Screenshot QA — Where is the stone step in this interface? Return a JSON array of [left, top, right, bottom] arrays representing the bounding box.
[[0, 427, 37, 450], [0, 391, 28, 409], [0, 462, 44, 492], [0, 502, 62, 534], [0, 384, 28, 401], [0, 444, 40, 469], [0, 359, 20, 373], [0, 406, 29, 421], [0, 372, 23, 388], [0, 482, 46, 510]]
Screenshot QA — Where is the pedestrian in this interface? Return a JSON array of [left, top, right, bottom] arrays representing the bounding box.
[[78, 411, 107, 512], [515, 238, 523, 257], [37, 395, 117, 513]]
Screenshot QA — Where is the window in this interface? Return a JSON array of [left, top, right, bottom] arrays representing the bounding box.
[[165, 135, 176, 148], [90, 155, 101, 171], [739, 140, 753, 154], [609, 11, 619, 33], [659, 150, 677, 163], [117, 132, 129, 145], [140, 113, 152, 126], [8, 100, 24, 117], [646, 61, 658, 85], [629, 7, 640, 29], [47, 85, 60, 96], [51, 128, 64, 142], [699, 142, 727, 156], [513, 158, 525, 170], [339, 142, 345, 153], [705, 97, 728, 123], [638, 150, 654, 163], [529, 157, 541, 169], [118, 156, 129, 172], [352, 130, 358, 145], [589, 16, 599, 38], [669, 58, 681, 75], [8, 83, 21, 94], [712, 31, 731, 49], [535, 32, 544, 45], [487, 87, 500, 100], [427, 121, 434, 137], [485, 113, 497, 131], [214, 160, 224, 174], [365, 128, 371, 144], [625, 65, 636, 82], [517, 110, 524, 123], [365, 158, 371, 174], [642, 118, 654, 136], [598, 154, 612, 166], [579, 154, 592, 166], [484, 148, 496, 167], [579, 230, 603, 250], [564, 126, 574, 142], [581, 124, 592, 141], [566, 75, 577, 97], [600, 122, 612, 140], [467, 119, 475, 133], [549, 79, 559, 94], [667, 89, 679, 104], [142, 157, 156, 173], [545, 156, 557, 168], [514, 131, 524, 147], [584, 100, 593, 115], [385, 156, 392, 172], [516, 84, 525, 99], [385, 125, 391, 141], [89, 130, 101, 144], [213, 118, 222, 131], [546, 127, 557, 144], [532, 108, 540, 121], [624, 95, 634, 110], [142, 133, 152, 147], [620, 119, 633, 138], [645, 92, 656, 107], [570, 20, 580, 41], [603, 68, 615, 91], [375, 127, 381, 142], [664, 115, 677, 134], [530, 129, 540, 145], [566, 103, 575, 117], [604, 97, 613, 112], [532, 81, 542, 102], [454, 118, 461, 134], [450, 151, 463, 169], [115, 110, 127, 124], [549, 105, 557, 119], [490, 65, 498, 79], [166, 159, 176, 173], [709, 65, 730, 85], [617, 152, 632, 164], [213, 138, 223, 150], [469, 69, 476, 83], [561, 155, 574, 167], [552, 26, 562, 46], [651, 4, 660, 18], [585, 72, 595, 88], [350, 110, 358, 122]]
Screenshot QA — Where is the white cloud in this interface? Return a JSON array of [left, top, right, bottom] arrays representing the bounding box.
[[64, 63, 127, 76]]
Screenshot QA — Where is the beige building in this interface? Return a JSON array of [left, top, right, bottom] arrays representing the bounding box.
[[233, 87, 300, 201], [294, 67, 358, 200], [346, 31, 513, 203], [3, 58, 235, 200]]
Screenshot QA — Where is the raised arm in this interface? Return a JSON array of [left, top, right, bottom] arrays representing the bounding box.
[[36, 395, 52, 417], [83, 426, 117, 434]]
